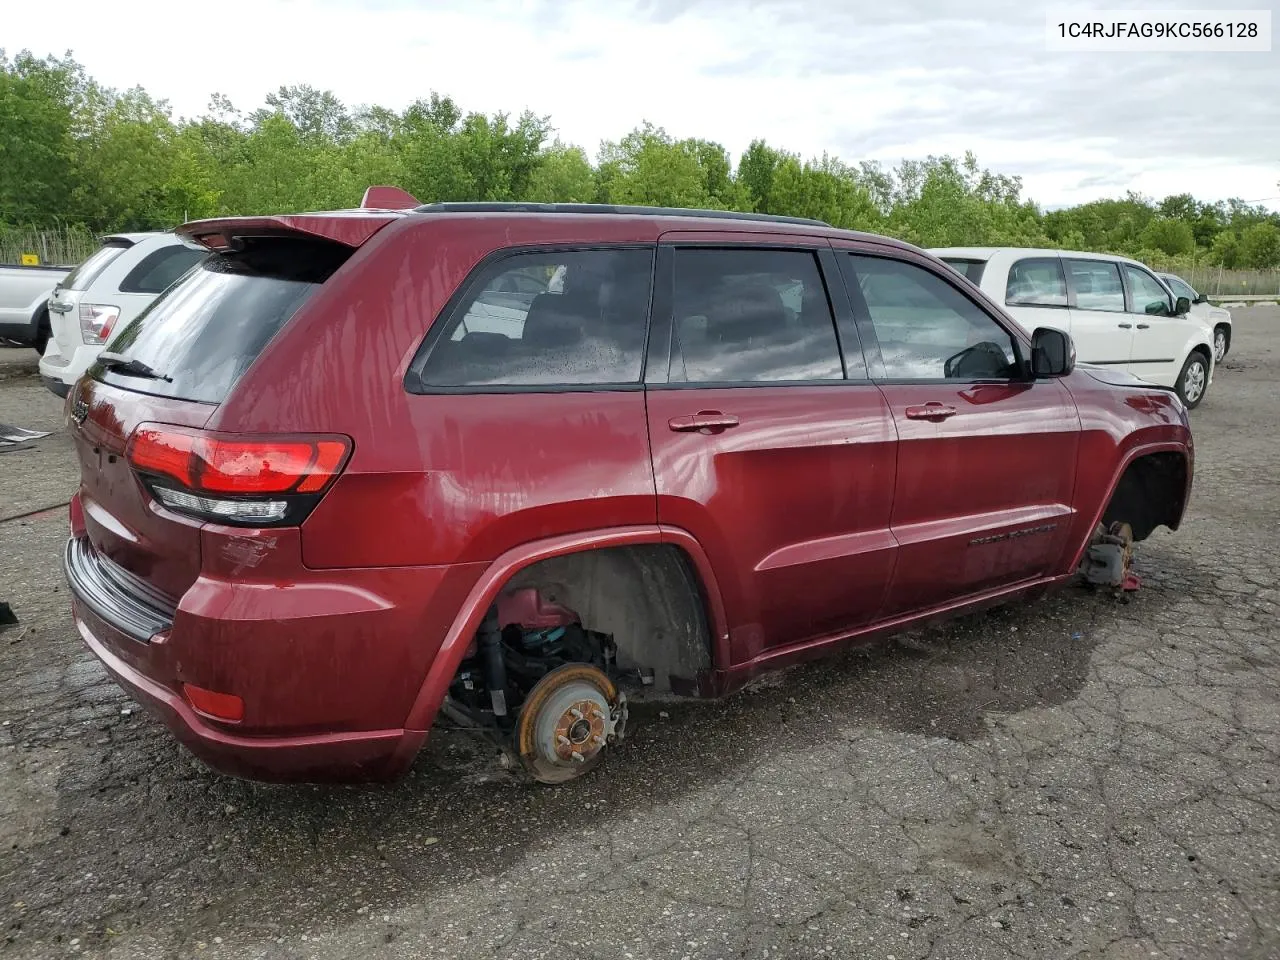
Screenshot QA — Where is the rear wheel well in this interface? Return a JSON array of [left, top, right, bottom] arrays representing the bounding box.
[[1101, 452, 1189, 541], [501, 544, 714, 694]]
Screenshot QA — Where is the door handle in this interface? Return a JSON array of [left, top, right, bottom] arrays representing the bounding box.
[[904, 402, 957, 422], [1136, 323, 1150, 329], [668, 411, 740, 433], [1117, 322, 1133, 329]]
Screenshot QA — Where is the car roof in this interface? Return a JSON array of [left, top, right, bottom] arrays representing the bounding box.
[[929, 246, 1148, 267], [180, 205, 921, 254]]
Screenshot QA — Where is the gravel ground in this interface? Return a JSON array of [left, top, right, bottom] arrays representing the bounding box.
[[1, 311, 1278, 960]]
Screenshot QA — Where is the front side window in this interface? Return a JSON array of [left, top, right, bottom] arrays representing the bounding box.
[[845, 254, 1020, 381], [1005, 257, 1067, 307], [1065, 259, 1125, 313], [418, 248, 653, 388], [1123, 265, 1173, 316], [667, 248, 845, 383]]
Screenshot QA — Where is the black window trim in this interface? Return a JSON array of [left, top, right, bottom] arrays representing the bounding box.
[[1118, 261, 1174, 317], [838, 249, 1034, 386], [1003, 255, 1070, 311], [644, 241, 869, 391], [1061, 256, 1129, 314], [403, 242, 658, 396]]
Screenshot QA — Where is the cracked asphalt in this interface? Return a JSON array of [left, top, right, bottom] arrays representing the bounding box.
[[1, 310, 1278, 960]]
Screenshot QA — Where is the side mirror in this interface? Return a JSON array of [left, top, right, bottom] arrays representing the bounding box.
[[1174, 296, 1191, 316], [1030, 327, 1075, 378], [1193, 292, 1209, 304]]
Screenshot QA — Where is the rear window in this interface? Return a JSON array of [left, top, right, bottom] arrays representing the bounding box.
[[95, 239, 350, 404], [62, 240, 132, 291], [118, 244, 208, 294], [940, 258, 987, 284]]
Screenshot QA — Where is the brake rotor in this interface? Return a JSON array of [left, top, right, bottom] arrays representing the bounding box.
[[515, 664, 626, 784]]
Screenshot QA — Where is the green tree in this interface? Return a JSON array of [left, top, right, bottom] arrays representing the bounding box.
[[1238, 222, 1280, 268], [526, 143, 595, 202], [1138, 217, 1195, 257]]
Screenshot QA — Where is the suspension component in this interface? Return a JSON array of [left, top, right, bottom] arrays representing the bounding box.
[[1079, 521, 1141, 592]]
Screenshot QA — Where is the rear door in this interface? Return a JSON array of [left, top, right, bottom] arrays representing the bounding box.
[[644, 234, 897, 662], [71, 237, 349, 600], [833, 245, 1080, 616], [1063, 257, 1134, 367]]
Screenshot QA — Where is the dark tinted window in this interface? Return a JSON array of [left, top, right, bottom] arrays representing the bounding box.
[[118, 244, 208, 294], [1161, 275, 1196, 301], [418, 248, 653, 388], [1005, 257, 1067, 307], [97, 239, 349, 404], [1122, 265, 1173, 316], [845, 255, 1020, 381], [1065, 259, 1125, 312], [63, 241, 131, 291], [941, 258, 987, 284], [668, 249, 843, 383]]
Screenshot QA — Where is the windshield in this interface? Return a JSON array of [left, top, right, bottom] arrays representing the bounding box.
[[95, 238, 350, 404]]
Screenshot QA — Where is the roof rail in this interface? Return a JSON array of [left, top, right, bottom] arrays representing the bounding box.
[[411, 201, 830, 227]]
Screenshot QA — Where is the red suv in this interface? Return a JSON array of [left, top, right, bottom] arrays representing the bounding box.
[[61, 193, 1193, 784]]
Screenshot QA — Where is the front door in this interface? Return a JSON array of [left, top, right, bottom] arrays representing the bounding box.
[[1119, 262, 1189, 389], [1062, 257, 1134, 368], [644, 239, 897, 663], [834, 248, 1081, 617]]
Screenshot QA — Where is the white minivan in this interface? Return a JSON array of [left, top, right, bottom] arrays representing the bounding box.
[[931, 247, 1216, 408], [38, 233, 207, 397]]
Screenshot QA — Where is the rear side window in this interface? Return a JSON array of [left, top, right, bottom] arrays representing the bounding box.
[[97, 239, 349, 404], [62, 241, 131, 291], [416, 248, 653, 388], [118, 244, 208, 294], [1065, 259, 1125, 312], [1005, 257, 1067, 307], [844, 255, 1020, 381], [668, 248, 844, 383], [941, 258, 987, 284]]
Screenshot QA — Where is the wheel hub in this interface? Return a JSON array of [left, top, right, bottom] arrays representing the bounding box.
[[515, 664, 626, 783]]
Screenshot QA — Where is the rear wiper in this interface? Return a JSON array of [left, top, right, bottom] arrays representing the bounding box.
[[97, 351, 173, 382]]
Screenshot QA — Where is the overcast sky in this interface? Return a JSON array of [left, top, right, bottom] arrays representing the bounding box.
[[7, 0, 1279, 210]]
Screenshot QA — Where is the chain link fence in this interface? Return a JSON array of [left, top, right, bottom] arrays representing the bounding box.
[[0, 225, 100, 267]]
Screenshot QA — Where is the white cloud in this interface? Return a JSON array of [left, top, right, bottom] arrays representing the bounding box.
[[6, 0, 1278, 209]]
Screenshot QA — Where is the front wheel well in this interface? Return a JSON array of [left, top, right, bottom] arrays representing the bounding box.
[[1101, 452, 1189, 542], [500, 543, 715, 693]]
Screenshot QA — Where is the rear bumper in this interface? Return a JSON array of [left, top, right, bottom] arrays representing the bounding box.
[[62, 534, 439, 782], [38, 340, 97, 389], [70, 596, 423, 781]]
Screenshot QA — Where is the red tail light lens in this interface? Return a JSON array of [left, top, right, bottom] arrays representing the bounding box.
[[182, 683, 244, 723], [128, 425, 351, 496], [126, 424, 351, 526]]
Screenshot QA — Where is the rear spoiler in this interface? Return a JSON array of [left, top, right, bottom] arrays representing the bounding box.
[[177, 185, 422, 252]]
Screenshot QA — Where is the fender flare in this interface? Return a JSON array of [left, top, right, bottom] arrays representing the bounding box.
[[400, 524, 731, 734], [1068, 439, 1192, 571]]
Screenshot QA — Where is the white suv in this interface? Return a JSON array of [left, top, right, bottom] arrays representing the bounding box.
[[38, 233, 207, 397], [931, 247, 1216, 408]]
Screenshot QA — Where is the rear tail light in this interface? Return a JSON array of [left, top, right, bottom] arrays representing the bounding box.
[[79, 303, 121, 344], [126, 424, 352, 527]]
